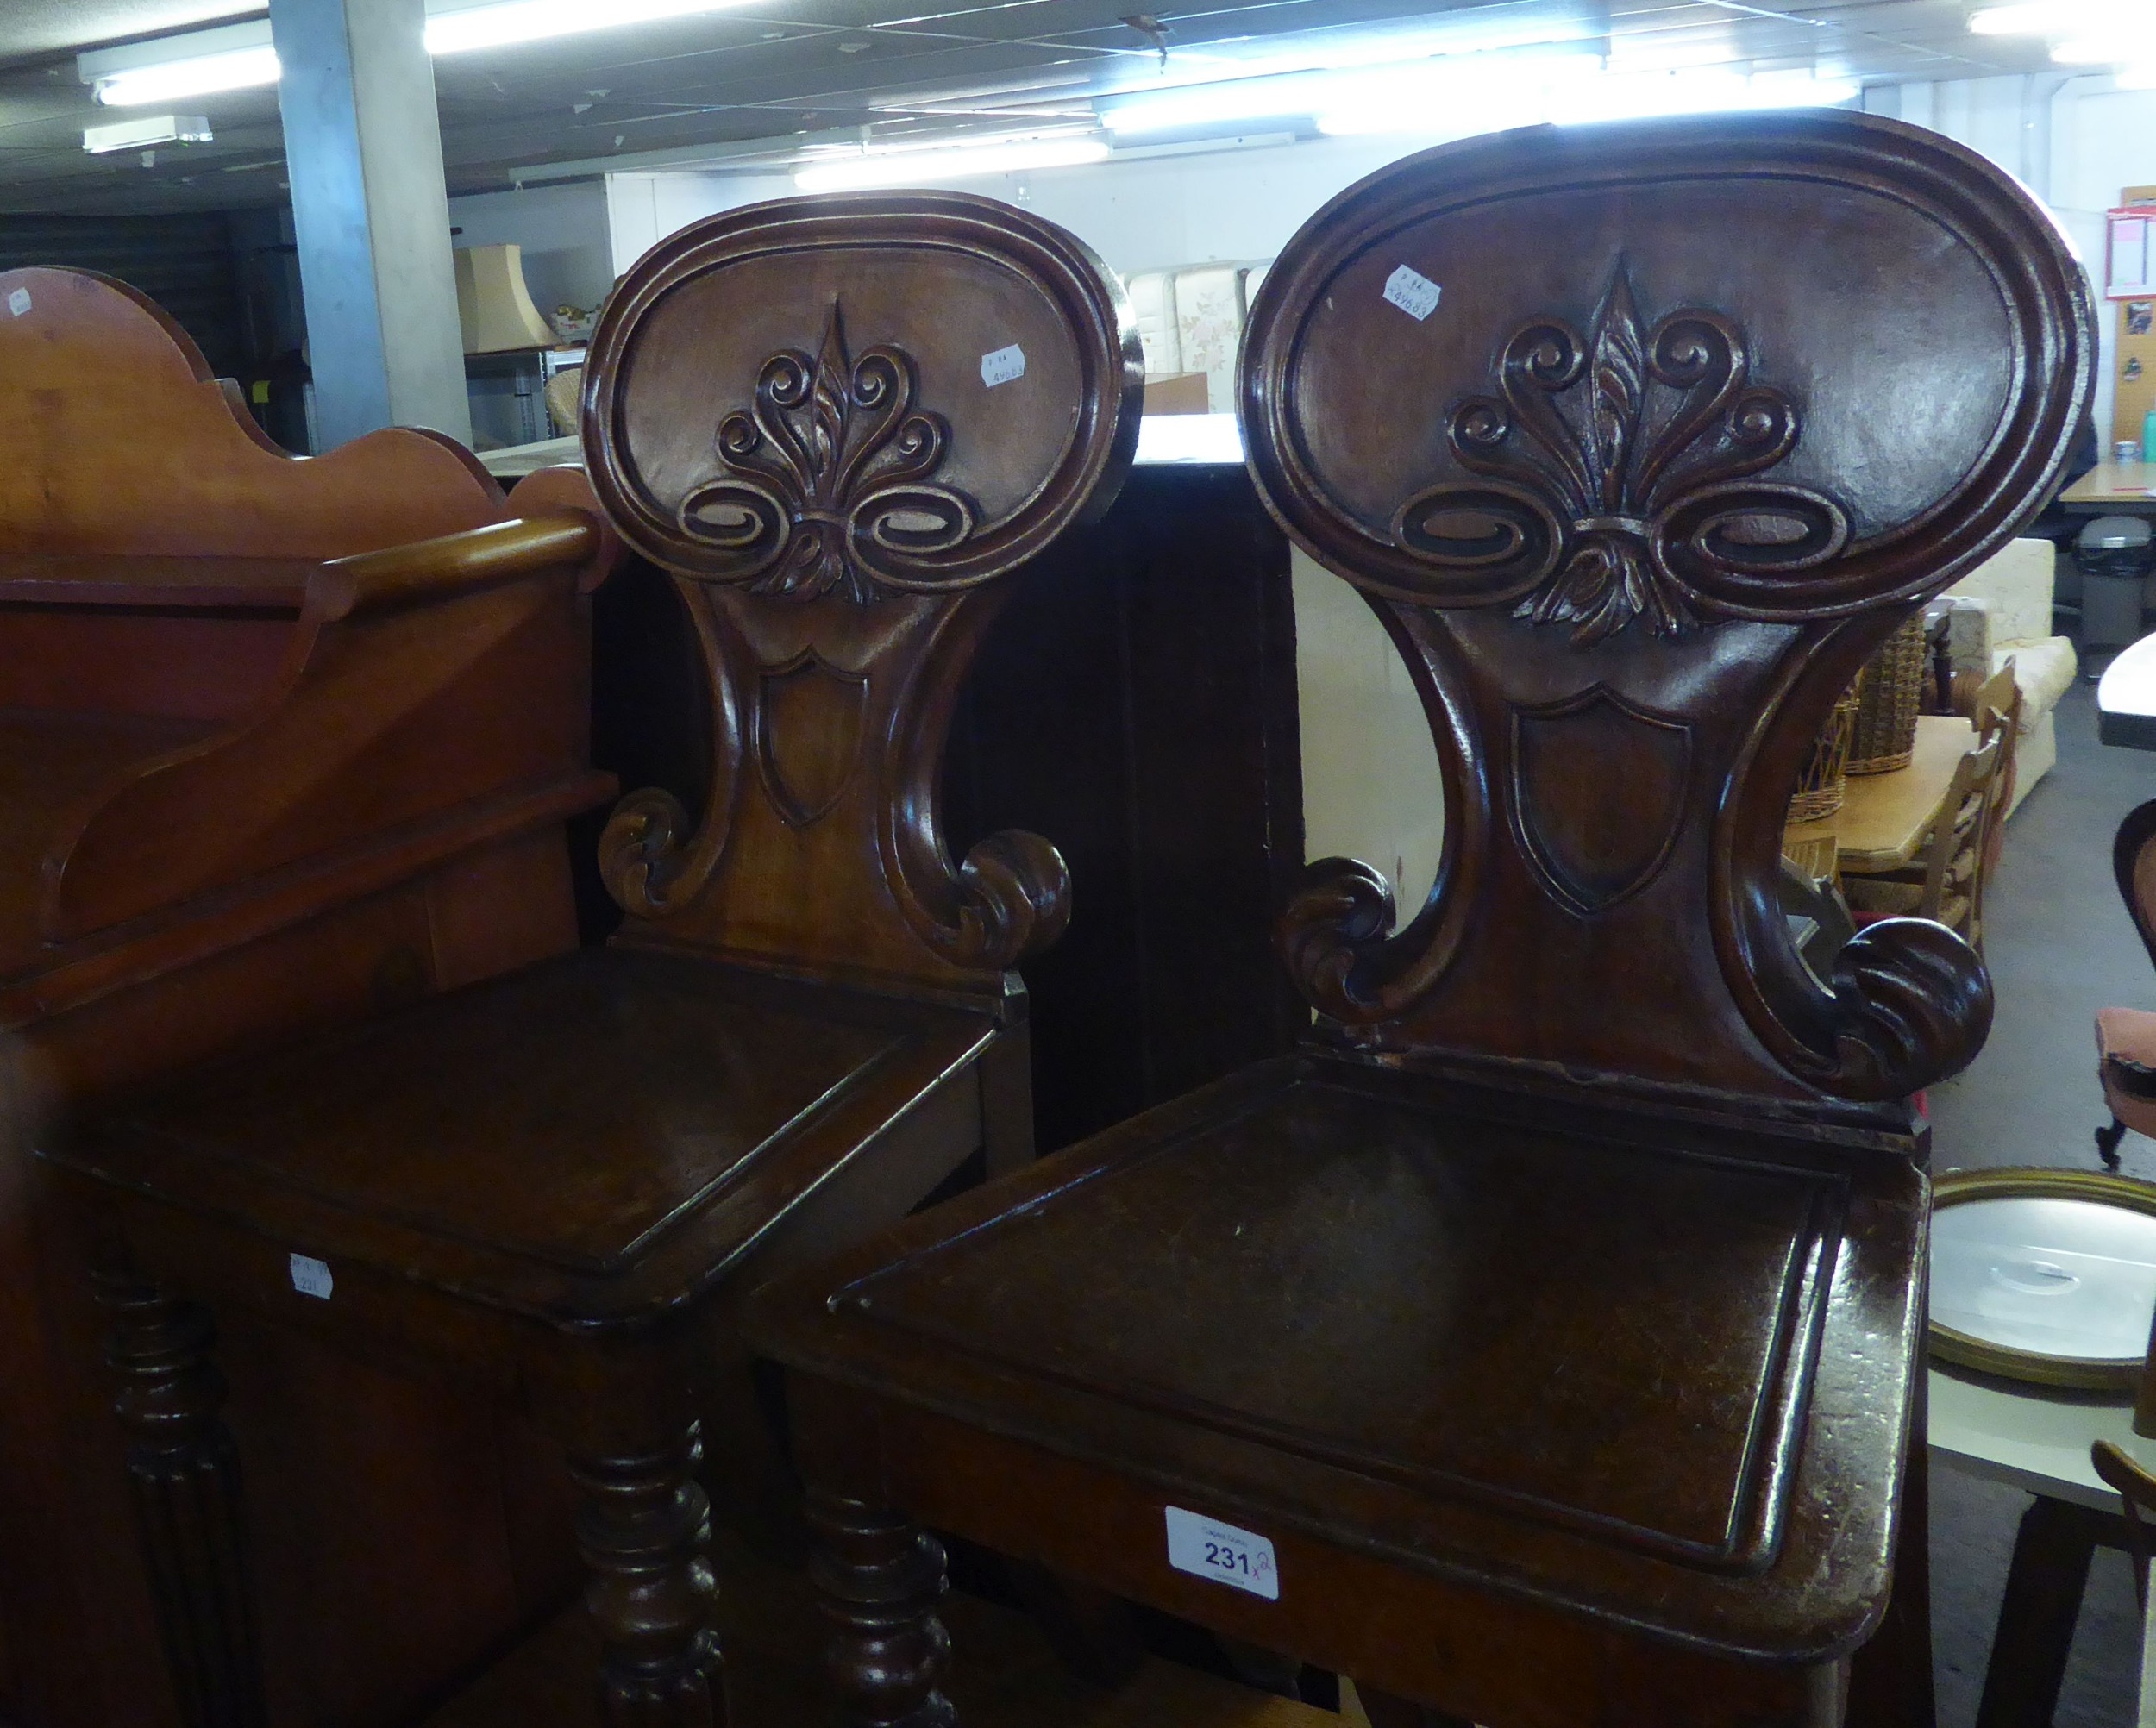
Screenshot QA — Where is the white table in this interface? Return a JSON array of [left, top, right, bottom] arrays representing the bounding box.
[[2100, 632, 2156, 750], [1930, 1366, 2153, 1725]]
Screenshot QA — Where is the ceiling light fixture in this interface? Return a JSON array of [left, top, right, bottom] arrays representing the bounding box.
[[1104, 47, 1601, 136], [795, 133, 1110, 193], [2051, 32, 2156, 65], [1968, 2, 2140, 35], [83, 113, 211, 152], [1313, 64, 1858, 139], [80, 22, 279, 106], [82, 0, 763, 104], [423, 0, 761, 57], [1096, 9, 1601, 135]]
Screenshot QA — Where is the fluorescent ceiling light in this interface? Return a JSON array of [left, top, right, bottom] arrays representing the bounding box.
[[424, 0, 758, 56], [92, 47, 278, 105], [80, 21, 280, 106], [82, 0, 758, 104], [1105, 47, 1599, 136], [796, 135, 1110, 193], [83, 113, 210, 152], [1315, 64, 1857, 138], [1970, 1, 2139, 34], [2053, 32, 2156, 64], [1102, 72, 1338, 135], [1561, 67, 1860, 123], [1097, 8, 1600, 134]]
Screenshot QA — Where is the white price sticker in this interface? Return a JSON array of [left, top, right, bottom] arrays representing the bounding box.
[[289, 1253, 334, 1300], [6, 288, 29, 318], [1382, 265, 1441, 322], [981, 342, 1026, 387], [1164, 1506, 1279, 1600]]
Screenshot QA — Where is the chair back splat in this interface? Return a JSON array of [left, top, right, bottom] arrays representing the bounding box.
[[1239, 112, 2092, 1125], [583, 193, 1144, 1004]]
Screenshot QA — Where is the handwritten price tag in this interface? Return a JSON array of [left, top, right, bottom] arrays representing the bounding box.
[[981, 343, 1026, 387], [289, 1253, 334, 1300], [1382, 265, 1441, 322], [1164, 1506, 1279, 1600]]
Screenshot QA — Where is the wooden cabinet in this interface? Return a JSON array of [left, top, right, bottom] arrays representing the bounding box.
[[0, 266, 617, 1728]]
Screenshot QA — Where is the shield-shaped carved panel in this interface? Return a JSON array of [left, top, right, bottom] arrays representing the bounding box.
[[755, 651, 871, 828], [1510, 687, 1692, 917]]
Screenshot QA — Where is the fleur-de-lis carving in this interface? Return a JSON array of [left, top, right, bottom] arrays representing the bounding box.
[[675, 299, 976, 603], [1392, 265, 1851, 646]]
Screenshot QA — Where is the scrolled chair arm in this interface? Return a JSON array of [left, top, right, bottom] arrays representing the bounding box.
[[1817, 915, 1994, 1101], [1276, 857, 1398, 1021], [598, 787, 702, 919], [936, 829, 1071, 971]]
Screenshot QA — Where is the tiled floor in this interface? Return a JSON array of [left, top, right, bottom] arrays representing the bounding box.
[[1928, 677, 2155, 1728]]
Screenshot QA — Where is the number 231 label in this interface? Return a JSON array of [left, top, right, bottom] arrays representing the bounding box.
[[1164, 1506, 1279, 1600]]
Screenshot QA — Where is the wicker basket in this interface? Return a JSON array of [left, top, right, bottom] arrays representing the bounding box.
[[1846, 613, 1927, 775], [1789, 687, 1860, 823]]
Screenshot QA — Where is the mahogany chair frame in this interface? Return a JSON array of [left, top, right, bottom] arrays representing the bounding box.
[[38, 195, 1141, 1728], [748, 111, 2092, 1728]]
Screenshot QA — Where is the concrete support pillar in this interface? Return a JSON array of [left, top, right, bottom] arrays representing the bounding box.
[[270, 0, 471, 449]]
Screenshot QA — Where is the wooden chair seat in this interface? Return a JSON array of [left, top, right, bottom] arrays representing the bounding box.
[[756, 1053, 1923, 1683], [63, 946, 1000, 1325]]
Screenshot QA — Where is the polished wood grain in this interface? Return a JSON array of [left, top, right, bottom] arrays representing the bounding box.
[[748, 111, 2094, 1728], [0, 266, 621, 1728], [41, 197, 1139, 1728]]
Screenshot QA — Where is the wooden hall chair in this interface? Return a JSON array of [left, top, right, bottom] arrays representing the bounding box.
[[745, 112, 2091, 1728], [37, 193, 1141, 1728]]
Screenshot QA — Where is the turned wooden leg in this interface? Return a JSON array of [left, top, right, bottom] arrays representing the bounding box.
[[93, 1270, 264, 1728], [806, 1488, 955, 1728], [570, 1424, 724, 1728]]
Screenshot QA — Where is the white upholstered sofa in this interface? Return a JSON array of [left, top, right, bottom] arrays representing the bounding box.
[[1941, 536, 2076, 814]]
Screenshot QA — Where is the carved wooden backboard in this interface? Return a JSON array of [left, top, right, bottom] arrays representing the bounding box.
[[0, 267, 512, 559], [1241, 113, 2093, 1112], [583, 192, 1142, 1000]]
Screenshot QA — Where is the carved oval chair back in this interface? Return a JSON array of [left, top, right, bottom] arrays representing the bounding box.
[[1240, 110, 2092, 1113], [583, 192, 1143, 1001]]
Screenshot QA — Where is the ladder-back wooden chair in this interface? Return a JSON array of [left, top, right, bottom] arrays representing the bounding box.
[[747, 111, 2090, 1728], [1846, 732, 2006, 948], [37, 192, 1140, 1728]]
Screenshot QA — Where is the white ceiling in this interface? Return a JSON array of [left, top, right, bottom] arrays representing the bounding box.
[[0, 0, 2061, 215]]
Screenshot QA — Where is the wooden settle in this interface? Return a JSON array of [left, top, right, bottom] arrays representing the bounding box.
[[744, 111, 2094, 1728], [0, 266, 621, 1728], [37, 194, 1143, 1727]]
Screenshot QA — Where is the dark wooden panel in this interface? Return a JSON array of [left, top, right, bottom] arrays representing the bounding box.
[[945, 464, 1305, 1151], [0, 214, 247, 379]]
